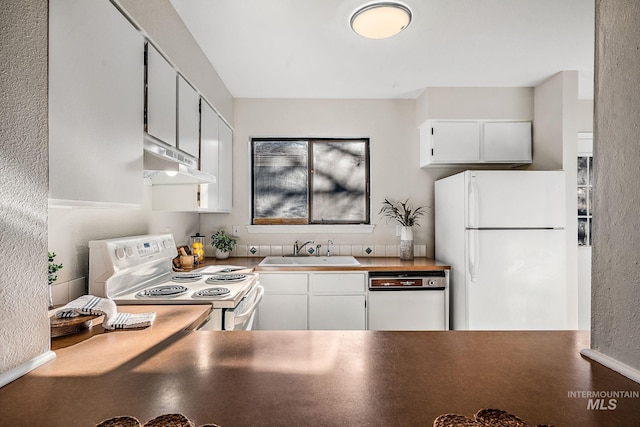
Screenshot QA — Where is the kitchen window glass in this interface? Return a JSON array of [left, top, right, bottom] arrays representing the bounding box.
[[252, 138, 370, 225]]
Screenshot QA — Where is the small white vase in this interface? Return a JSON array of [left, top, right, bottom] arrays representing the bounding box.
[[400, 226, 414, 260], [215, 249, 230, 260]]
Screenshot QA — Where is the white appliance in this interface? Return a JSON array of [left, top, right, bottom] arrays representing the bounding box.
[[368, 271, 449, 330], [435, 170, 569, 330], [88, 234, 263, 331]]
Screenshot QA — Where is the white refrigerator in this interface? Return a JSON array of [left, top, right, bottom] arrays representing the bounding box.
[[435, 170, 569, 330]]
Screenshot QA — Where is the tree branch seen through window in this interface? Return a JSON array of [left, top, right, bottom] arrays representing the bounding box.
[[252, 138, 370, 225]]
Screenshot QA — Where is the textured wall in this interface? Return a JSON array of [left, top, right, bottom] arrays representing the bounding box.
[[0, 0, 50, 373], [592, 1, 640, 370]]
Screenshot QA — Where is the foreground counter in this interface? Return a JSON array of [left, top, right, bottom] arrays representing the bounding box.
[[1, 306, 639, 426]]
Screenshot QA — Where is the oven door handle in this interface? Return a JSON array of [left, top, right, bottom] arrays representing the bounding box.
[[230, 284, 264, 326]]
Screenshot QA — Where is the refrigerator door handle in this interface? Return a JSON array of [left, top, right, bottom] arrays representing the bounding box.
[[468, 174, 479, 228], [469, 229, 479, 282]]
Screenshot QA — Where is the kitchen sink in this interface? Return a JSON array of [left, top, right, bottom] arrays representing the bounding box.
[[258, 256, 361, 267]]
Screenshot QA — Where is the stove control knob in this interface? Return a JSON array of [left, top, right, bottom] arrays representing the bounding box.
[[163, 239, 172, 249], [125, 246, 134, 257], [115, 247, 126, 259]]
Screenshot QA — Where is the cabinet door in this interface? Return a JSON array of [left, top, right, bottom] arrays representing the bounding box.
[[217, 119, 233, 211], [309, 295, 366, 330], [483, 122, 532, 163], [431, 121, 480, 163], [309, 273, 367, 330], [146, 43, 176, 147], [256, 273, 308, 330], [177, 76, 200, 157], [198, 100, 220, 211], [257, 294, 308, 330], [310, 273, 366, 293], [49, 0, 143, 206]]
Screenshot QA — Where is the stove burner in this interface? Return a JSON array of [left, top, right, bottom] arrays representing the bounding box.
[[138, 285, 189, 298], [171, 273, 203, 283], [206, 274, 247, 283], [193, 287, 231, 298]]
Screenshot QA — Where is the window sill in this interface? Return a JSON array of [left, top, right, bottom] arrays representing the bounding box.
[[246, 224, 375, 234]]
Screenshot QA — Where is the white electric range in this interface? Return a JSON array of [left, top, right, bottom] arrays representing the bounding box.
[[88, 234, 263, 330]]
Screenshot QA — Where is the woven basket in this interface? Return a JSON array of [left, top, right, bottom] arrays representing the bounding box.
[[143, 413, 195, 427], [96, 416, 141, 427], [475, 409, 529, 426], [433, 408, 553, 427], [433, 413, 484, 427]]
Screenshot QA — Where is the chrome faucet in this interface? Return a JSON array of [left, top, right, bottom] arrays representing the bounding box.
[[326, 239, 333, 257], [293, 240, 314, 256]]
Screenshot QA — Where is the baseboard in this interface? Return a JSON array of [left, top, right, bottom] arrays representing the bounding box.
[[581, 348, 640, 384], [0, 351, 56, 388]]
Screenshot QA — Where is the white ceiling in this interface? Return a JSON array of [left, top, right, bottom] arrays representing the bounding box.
[[169, 0, 594, 100]]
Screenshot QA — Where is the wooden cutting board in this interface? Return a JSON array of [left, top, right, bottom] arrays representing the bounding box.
[[50, 314, 99, 338]]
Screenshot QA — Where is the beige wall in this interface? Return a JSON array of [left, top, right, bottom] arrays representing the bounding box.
[[200, 98, 435, 256], [591, 0, 640, 371], [0, 0, 50, 374], [415, 87, 534, 125]]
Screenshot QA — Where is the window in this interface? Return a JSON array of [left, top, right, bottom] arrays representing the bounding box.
[[577, 133, 593, 246], [251, 138, 370, 225]]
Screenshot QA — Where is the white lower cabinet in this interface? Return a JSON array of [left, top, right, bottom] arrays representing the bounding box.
[[309, 273, 366, 330], [256, 273, 308, 330], [256, 271, 367, 330]]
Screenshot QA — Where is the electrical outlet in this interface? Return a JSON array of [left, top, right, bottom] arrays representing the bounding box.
[[232, 226, 240, 237]]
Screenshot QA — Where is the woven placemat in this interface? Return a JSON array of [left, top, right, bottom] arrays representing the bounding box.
[[96, 414, 220, 427], [143, 413, 194, 427], [433, 413, 484, 427], [96, 416, 140, 427], [433, 408, 554, 427]]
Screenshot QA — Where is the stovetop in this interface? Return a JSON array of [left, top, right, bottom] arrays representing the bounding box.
[[110, 273, 258, 309]]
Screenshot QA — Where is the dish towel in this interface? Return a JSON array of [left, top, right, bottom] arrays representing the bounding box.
[[55, 295, 156, 330]]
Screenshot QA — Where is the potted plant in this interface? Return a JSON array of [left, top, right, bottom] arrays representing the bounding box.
[[48, 252, 63, 309], [211, 230, 237, 259], [379, 198, 427, 260]]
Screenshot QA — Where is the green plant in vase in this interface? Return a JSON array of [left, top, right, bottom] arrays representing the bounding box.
[[48, 252, 63, 308], [379, 198, 427, 260], [211, 230, 237, 259]]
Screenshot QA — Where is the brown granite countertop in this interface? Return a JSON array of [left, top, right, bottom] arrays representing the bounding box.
[[195, 256, 450, 272], [1, 312, 639, 426]]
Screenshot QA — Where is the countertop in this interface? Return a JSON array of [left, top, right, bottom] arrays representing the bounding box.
[[1, 306, 639, 426], [193, 256, 450, 272]]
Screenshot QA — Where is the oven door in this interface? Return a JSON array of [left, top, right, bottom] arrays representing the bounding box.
[[224, 284, 264, 331]]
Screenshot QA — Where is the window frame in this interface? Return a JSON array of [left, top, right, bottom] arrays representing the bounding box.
[[251, 137, 371, 225]]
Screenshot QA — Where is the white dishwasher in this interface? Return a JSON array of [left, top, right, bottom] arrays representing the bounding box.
[[367, 270, 449, 330]]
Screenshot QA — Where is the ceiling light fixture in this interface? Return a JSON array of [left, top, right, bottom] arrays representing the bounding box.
[[350, 2, 412, 39]]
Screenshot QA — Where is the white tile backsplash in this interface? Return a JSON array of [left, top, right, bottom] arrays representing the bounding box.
[[338, 245, 352, 256], [230, 243, 427, 258], [51, 276, 86, 305]]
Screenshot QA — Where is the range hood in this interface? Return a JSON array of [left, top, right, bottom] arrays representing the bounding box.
[[143, 138, 216, 185]]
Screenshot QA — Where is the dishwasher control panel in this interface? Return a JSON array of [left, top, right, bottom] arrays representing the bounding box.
[[368, 271, 447, 290]]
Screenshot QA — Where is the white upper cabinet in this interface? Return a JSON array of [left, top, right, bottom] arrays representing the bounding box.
[[49, 0, 143, 206], [198, 101, 233, 212], [177, 76, 200, 157], [420, 120, 532, 167], [424, 121, 481, 164], [217, 119, 233, 211], [145, 43, 177, 147], [483, 121, 532, 163], [153, 100, 233, 212]]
